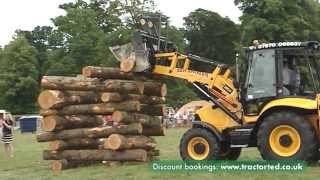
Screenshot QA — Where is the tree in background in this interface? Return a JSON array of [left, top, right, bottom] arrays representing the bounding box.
[[16, 26, 64, 81], [235, 0, 320, 45], [0, 36, 39, 113], [184, 8, 240, 65], [117, 0, 156, 27]]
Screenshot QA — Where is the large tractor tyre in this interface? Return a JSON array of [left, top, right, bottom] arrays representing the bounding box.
[[257, 111, 318, 161], [180, 128, 220, 160], [219, 145, 242, 160]]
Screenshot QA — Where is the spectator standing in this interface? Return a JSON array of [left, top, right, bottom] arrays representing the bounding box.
[[1, 114, 14, 158], [0, 116, 3, 138]]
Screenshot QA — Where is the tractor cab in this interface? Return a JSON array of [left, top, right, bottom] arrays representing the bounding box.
[[241, 41, 320, 115]]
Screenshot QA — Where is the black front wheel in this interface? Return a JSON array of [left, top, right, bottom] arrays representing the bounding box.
[[180, 128, 220, 160]]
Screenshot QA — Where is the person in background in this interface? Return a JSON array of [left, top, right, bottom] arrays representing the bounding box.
[[0, 115, 3, 138], [1, 114, 14, 158]]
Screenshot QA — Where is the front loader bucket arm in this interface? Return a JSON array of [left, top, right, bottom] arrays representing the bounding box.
[[109, 32, 151, 72], [109, 30, 176, 72]]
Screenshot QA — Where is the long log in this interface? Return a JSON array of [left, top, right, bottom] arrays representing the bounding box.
[[140, 104, 166, 116], [82, 66, 134, 79], [36, 123, 142, 142], [43, 149, 148, 162], [142, 125, 165, 136], [49, 138, 104, 150], [143, 82, 167, 97], [41, 115, 104, 131], [39, 101, 140, 116], [41, 76, 144, 94], [101, 92, 166, 105], [38, 90, 101, 110], [112, 111, 162, 127], [105, 134, 156, 150]]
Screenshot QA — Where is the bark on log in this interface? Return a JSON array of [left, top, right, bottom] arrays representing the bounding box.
[[140, 104, 166, 116], [112, 111, 162, 127], [103, 161, 122, 167], [147, 149, 160, 156], [51, 159, 99, 175], [143, 82, 167, 97], [41, 76, 144, 94], [43, 149, 148, 162], [101, 92, 166, 105], [142, 125, 165, 136], [105, 134, 156, 150], [82, 66, 134, 79], [38, 90, 101, 110], [39, 101, 140, 116], [100, 92, 123, 102], [120, 59, 135, 72], [52, 159, 76, 175], [36, 123, 142, 142], [148, 156, 160, 161], [49, 138, 104, 150], [126, 94, 166, 105], [41, 115, 104, 131]]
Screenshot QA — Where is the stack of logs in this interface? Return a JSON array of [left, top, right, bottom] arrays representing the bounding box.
[[36, 66, 166, 174]]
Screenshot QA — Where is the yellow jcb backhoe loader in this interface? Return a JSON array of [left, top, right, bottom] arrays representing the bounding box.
[[111, 16, 320, 162]]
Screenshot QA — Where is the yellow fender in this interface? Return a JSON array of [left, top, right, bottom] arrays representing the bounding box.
[[260, 98, 317, 115], [244, 98, 317, 124]]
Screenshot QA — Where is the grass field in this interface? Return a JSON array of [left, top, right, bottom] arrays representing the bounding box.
[[0, 128, 320, 180]]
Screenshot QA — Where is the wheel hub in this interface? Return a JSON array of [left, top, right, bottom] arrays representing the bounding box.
[[279, 135, 292, 147], [194, 143, 206, 154]]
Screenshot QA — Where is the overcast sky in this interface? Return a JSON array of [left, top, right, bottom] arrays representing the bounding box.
[[0, 0, 241, 46]]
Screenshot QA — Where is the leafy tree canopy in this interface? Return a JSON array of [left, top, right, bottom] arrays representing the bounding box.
[[0, 35, 39, 113], [235, 0, 320, 45], [184, 8, 240, 65]]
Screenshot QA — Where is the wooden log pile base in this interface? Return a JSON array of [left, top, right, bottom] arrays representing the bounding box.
[[37, 66, 166, 174]]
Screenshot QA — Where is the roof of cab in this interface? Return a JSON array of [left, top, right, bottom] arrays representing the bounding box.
[[246, 41, 320, 51]]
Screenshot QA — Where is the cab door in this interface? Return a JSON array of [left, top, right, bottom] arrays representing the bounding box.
[[245, 49, 277, 101]]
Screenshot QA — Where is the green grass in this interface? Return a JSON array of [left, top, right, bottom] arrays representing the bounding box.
[[0, 128, 320, 180]]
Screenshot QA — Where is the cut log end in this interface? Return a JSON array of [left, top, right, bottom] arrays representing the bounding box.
[[105, 134, 123, 150], [120, 59, 135, 72], [82, 66, 92, 77], [160, 84, 167, 97], [38, 90, 63, 110], [41, 116, 57, 132], [112, 111, 123, 123], [52, 160, 65, 175], [49, 140, 61, 151]]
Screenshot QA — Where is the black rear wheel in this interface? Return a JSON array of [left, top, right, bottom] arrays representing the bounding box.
[[257, 111, 317, 161]]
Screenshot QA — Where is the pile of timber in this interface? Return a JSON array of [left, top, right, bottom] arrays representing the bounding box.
[[36, 66, 166, 174]]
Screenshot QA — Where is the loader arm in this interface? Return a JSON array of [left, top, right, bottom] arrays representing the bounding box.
[[152, 52, 241, 113], [110, 30, 242, 119]]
